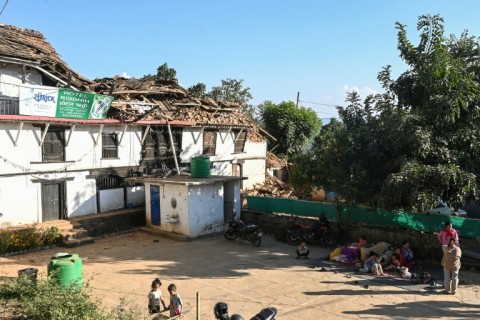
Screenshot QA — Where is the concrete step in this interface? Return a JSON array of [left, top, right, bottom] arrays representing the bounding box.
[[63, 236, 95, 248]]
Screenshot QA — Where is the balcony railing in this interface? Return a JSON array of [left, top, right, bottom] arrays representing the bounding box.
[[0, 97, 19, 115]]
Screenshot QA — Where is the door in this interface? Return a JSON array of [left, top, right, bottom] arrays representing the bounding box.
[[150, 185, 161, 226], [41, 182, 64, 221]]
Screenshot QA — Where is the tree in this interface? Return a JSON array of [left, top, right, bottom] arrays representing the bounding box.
[[187, 82, 207, 96], [156, 63, 177, 81], [301, 15, 479, 212], [259, 100, 321, 157], [207, 78, 253, 105]]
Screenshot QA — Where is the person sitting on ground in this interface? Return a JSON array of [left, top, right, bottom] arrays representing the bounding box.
[[338, 236, 367, 262], [401, 241, 415, 269], [362, 255, 384, 275], [296, 241, 310, 259], [438, 221, 459, 246], [384, 247, 405, 272]]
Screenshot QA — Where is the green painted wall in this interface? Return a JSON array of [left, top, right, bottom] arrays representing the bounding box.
[[246, 196, 480, 239]]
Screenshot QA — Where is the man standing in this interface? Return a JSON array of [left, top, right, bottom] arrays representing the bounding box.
[[441, 238, 462, 294]]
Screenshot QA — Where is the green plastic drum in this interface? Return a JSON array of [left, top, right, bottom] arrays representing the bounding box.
[[190, 156, 211, 178], [47, 252, 83, 289]]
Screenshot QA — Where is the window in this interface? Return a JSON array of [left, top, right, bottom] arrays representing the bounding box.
[[102, 133, 118, 159], [234, 130, 247, 153], [42, 127, 65, 162], [203, 131, 217, 155], [96, 174, 123, 190]]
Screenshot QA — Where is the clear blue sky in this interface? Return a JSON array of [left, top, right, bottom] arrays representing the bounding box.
[[2, 0, 480, 119]]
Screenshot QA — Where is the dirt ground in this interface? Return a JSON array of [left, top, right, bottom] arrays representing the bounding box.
[[1, 231, 480, 320]]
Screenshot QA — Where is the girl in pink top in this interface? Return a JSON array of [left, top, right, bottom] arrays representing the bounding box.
[[438, 221, 459, 246]]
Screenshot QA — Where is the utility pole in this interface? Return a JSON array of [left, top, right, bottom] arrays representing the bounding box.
[[296, 91, 300, 108]]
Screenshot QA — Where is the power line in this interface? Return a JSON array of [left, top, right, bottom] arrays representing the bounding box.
[[0, 0, 9, 16], [299, 99, 343, 108]]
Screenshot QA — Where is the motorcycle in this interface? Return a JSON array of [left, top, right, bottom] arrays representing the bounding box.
[[286, 216, 335, 247], [224, 210, 263, 247]]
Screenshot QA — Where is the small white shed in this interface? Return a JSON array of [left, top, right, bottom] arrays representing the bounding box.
[[135, 176, 244, 238]]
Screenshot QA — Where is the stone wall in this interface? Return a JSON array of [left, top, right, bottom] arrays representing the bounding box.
[[242, 210, 480, 261]]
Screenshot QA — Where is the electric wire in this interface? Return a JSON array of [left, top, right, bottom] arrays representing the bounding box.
[[0, 0, 9, 16]]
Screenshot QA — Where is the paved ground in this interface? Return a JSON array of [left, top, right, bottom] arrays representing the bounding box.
[[1, 231, 480, 319]]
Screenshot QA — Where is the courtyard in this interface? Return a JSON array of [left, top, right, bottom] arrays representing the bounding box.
[[1, 231, 479, 319]]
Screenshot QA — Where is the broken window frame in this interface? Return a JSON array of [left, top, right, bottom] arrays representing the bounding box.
[[203, 130, 217, 156], [233, 130, 247, 153], [101, 132, 119, 159]]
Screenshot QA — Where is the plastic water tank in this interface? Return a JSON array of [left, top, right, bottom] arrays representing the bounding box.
[[190, 156, 211, 178], [48, 252, 83, 289]]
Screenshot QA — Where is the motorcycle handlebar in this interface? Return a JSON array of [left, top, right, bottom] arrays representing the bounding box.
[[250, 307, 277, 320]]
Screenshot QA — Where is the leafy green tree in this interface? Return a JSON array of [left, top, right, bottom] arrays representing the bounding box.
[[156, 63, 177, 81], [208, 78, 253, 105], [259, 100, 321, 157], [304, 15, 480, 212], [187, 82, 207, 96]]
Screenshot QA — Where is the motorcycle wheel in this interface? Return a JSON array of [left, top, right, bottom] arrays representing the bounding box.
[[224, 229, 238, 241], [286, 231, 302, 245], [252, 236, 262, 247], [321, 233, 335, 248]]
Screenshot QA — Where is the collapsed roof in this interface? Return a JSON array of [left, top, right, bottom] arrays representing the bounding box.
[[0, 24, 91, 90], [0, 23, 268, 142], [91, 77, 267, 142]]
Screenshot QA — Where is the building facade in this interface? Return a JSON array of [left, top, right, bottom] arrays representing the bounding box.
[[0, 25, 267, 227]]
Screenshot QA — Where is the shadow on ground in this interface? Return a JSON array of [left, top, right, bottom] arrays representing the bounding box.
[[343, 301, 480, 319]]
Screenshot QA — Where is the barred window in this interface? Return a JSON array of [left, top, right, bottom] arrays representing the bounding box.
[[102, 133, 118, 159]]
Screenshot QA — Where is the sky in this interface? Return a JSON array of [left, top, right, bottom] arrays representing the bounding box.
[[1, 0, 480, 120]]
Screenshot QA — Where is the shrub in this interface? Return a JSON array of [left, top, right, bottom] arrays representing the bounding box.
[[0, 276, 148, 320], [0, 226, 63, 255]]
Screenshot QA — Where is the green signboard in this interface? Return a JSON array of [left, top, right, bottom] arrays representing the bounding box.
[[56, 89, 113, 120]]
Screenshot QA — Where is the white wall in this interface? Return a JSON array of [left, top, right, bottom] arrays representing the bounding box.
[[180, 128, 267, 188], [0, 170, 95, 227], [0, 64, 42, 97], [187, 182, 224, 237], [0, 175, 39, 227], [242, 159, 266, 189], [0, 123, 144, 175], [145, 183, 190, 235], [99, 188, 124, 212], [65, 172, 96, 217], [126, 186, 145, 207]]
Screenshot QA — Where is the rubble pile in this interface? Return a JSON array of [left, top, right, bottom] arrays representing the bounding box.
[[90, 77, 265, 142], [243, 152, 312, 200]]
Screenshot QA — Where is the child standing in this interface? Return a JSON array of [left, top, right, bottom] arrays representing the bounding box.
[[296, 241, 310, 259], [148, 278, 167, 314], [167, 283, 183, 317]]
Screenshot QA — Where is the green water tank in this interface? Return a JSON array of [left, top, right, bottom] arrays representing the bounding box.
[[190, 156, 211, 178], [47, 252, 83, 289]]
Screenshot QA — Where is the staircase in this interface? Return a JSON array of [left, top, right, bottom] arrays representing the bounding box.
[[35, 208, 146, 248]]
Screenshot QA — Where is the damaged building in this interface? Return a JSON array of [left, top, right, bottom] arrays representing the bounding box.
[[0, 24, 267, 227]]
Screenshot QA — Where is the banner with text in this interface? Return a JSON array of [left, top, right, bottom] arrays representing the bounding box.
[[19, 84, 113, 120]]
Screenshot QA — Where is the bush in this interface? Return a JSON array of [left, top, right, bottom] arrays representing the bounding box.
[[0, 226, 63, 254], [0, 276, 148, 320]]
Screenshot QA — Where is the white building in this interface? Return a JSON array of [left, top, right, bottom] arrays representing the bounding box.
[[0, 24, 267, 228]]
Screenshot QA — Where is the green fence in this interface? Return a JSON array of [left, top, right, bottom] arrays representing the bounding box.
[[246, 196, 480, 240]]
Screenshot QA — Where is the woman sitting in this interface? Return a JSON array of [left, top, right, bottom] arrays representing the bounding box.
[[338, 236, 367, 262]]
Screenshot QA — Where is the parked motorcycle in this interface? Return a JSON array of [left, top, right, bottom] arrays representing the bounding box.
[[224, 210, 263, 247], [250, 307, 277, 320], [286, 215, 334, 247]]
